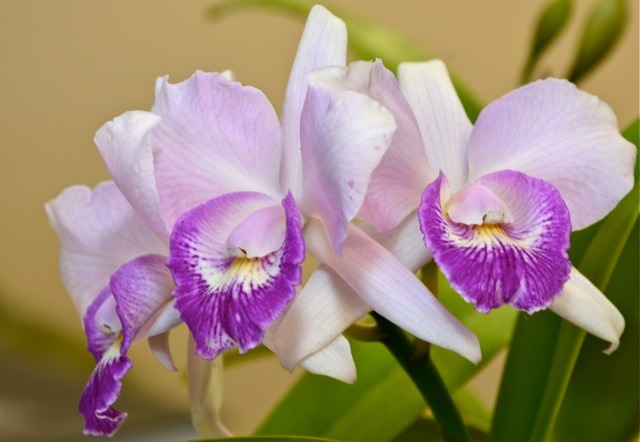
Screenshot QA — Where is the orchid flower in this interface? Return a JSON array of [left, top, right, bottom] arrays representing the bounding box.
[[94, 4, 480, 382], [275, 58, 634, 368], [410, 61, 634, 351], [46, 181, 352, 437], [45, 182, 180, 436]]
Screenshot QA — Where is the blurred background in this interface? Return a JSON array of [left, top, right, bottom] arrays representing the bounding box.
[[0, 0, 637, 440]]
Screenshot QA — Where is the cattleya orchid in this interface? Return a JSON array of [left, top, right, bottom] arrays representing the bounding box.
[[411, 62, 634, 351], [276, 57, 634, 368], [94, 4, 479, 370], [46, 5, 483, 438]]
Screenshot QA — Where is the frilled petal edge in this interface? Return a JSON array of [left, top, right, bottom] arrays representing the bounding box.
[[168, 192, 304, 359]]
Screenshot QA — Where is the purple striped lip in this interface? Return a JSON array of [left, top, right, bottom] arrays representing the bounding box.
[[168, 191, 305, 360], [419, 170, 572, 313]]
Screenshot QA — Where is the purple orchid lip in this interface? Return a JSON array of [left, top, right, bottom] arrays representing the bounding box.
[[420, 170, 572, 313], [79, 254, 175, 437], [168, 191, 305, 360]]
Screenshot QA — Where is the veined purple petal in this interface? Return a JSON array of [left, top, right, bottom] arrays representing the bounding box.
[[397, 60, 473, 192], [79, 255, 177, 437], [94, 111, 169, 240], [80, 289, 128, 437], [79, 337, 131, 437], [110, 254, 176, 350], [152, 71, 283, 229], [303, 218, 481, 363], [168, 192, 304, 359], [420, 171, 572, 313]]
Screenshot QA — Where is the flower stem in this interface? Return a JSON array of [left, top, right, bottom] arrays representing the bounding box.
[[372, 312, 471, 442]]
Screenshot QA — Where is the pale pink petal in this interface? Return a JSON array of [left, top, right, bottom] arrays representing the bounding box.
[[300, 80, 397, 252], [276, 213, 431, 369], [445, 184, 513, 225], [298, 335, 356, 384], [467, 78, 636, 230], [366, 211, 433, 273], [305, 218, 481, 363], [280, 5, 347, 196], [550, 267, 624, 353], [45, 182, 167, 317], [94, 111, 169, 239], [152, 71, 283, 228], [275, 261, 370, 371], [264, 318, 356, 383], [397, 60, 473, 192], [308, 60, 429, 231]]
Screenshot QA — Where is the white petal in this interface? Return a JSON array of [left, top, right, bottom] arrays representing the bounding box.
[[305, 218, 481, 363], [94, 111, 169, 240], [366, 210, 432, 273], [398, 60, 473, 192], [275, 260, 370, 371], [550, 267, 624, 353], [281, 5, 347, 196], [299, 81, 397, 252], [45, 182, 167, 317], [467, 78, 636, 230], [299, 335, 356, 384]]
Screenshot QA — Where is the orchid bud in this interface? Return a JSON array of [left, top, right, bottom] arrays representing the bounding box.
[[568, 0, 627, 82], [521, 0, 572, 84]]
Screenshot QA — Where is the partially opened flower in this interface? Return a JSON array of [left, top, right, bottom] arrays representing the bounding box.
[[95, 5, 480, 379], [46, 182, 180, 436], [409, 61, 634, 351]]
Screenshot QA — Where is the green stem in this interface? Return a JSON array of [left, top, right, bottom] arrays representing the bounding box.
[[372, 313, 470, 442]]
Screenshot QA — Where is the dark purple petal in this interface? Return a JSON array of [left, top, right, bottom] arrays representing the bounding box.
[[79, 338, 131, 437], [419, 171, 572, 313], [78, 254, 175, 437], [110, 254, 176, 350], [168, 191, 305, 359]]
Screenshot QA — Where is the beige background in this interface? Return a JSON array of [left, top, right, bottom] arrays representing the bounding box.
[[0, 0, 637, 439]]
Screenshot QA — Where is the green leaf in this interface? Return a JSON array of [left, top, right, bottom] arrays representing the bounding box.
[[192, 437, 341, 442], [491, 120, 639, 441], [257, 274, 516, 441], [567, 0, 628, 83], [257, 339, 422, 442], [552, 120, 639, 441], [205, 0, 482, 121], [521, 0, 572, 84]]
